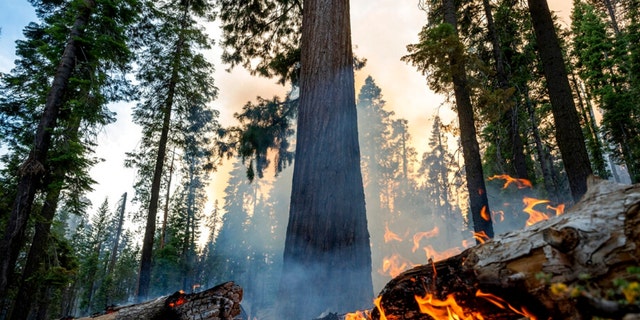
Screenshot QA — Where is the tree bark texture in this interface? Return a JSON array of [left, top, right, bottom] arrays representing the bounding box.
[[368, 178, 640, 319], [527, 0, 593, 203], [78, 282, 243, 320], [0, 0, 95, 300], [277, 0, 373, 318], [443, 0, 494, 239]]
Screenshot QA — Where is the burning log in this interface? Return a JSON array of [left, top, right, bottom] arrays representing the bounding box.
[[76, 281, 242, 320], [366, 178, 640, 319]]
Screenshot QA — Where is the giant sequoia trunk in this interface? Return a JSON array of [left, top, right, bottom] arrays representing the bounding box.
[[362, 178, 640, 319], [277, 0, 373, 318]]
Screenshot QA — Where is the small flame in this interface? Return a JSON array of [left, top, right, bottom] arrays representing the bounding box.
[[344, 296, 387, 320], [168, 290, 187, 308], [522, 197, 551, 226], [415, 293, 484, 320], [472, 231, 490, 244], [493, 210, 505, 222], [488, 174, 533, 189], [423, 245, 462, 262], [476, 290, 537, 319], [480, 206, 490, 221], [412, 227, 439, 252], [380, 254, 411, 278], [373, 296, 387, 320], [547, 203, 565, 216], [384, 224, 403, 243]]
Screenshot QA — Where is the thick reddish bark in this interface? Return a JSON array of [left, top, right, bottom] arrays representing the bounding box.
[[277, 0, 373, 318]]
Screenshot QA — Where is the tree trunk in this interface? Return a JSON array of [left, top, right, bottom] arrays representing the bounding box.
[[9, 166, 65, 320], [137, 15, 187, 302], [443, 0, 494, 239], [368, 178, 640, 319], [277, 0, 373, 318], [527, 0, 593, 203], [0, 0, 95, 299], [79, 282, 243, 320]]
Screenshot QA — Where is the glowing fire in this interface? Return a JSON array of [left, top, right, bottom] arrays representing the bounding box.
[[344, 296, 387, 320], [384, 224, 403, 243], [412, 227, 439, 252], [476, 290, 537, 319], [472, 231, 490, 244], [522, 197, 552, 226], [168, 290, 188, 308], [480, 206, 490, 221], [423, 245, 461, 262], [488, 174, 533, 189], [380, 254, 413, 278], [415, 293, 484, 320]]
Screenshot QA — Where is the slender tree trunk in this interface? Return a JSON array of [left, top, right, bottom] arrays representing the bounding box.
[[277, 0, 373, 317], [160, 150, 175, 249], [9, 167, 65, 320], [482, 0, 529, 180], [107, 192, 127, 276], [443, 0, 494, 239], [523, 85, 559, 202], [527, 0, 593, 203], [603, 0, 621, 35], [0, 0, 95, 300]]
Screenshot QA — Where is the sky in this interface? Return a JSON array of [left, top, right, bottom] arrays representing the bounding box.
[[0, 0, 573, 218]]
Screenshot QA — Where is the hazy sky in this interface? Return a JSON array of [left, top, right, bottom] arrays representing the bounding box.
[[0, 0, 573, 215]]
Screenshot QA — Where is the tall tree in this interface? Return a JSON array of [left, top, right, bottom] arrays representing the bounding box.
[[527, 0, 593, 202], [277, 0, 373, 317], [404, 0, 494, 240], [0, 0, 137, 304], [129, 0, 218, 301], [217, 0, 372, 316]]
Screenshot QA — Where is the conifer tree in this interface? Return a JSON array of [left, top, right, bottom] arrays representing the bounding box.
[[0, 0, 137, 304], [127, 0, 218, 300]]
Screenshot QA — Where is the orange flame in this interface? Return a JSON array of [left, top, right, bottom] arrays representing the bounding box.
[[472, 231, 490, 244], [415, 293, 485, 320], [412, 227, 439, 252], [168, 290, 187, 308], [480, 206, 490, 221], [476, 290, 537, 319], [522, 197, 551, 226], [380, 254, 411, 278], [547, 203, 565, 216], [488, 174, 533, 189], [344, 296, 387, 320], [424, 245, 462, 262], [384, 224, 403, 243]]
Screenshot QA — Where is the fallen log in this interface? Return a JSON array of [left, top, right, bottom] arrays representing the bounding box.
[[369, 178, 640, 319], [75, 281, 242, 320]]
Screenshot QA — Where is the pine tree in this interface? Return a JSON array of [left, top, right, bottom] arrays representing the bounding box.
[[127, 0, 218, 300], [404, 0, 495, 240], [0, 0, 137, 306]]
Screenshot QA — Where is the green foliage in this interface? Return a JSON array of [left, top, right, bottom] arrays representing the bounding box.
[[403, 23, 465, 94], [218, 0, 302, 84], [218, 96, 296, 182]]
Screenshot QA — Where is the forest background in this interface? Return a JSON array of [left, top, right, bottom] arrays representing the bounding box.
[[2, 0, 636, 319]]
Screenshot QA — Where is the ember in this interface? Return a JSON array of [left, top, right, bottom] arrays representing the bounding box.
[[167, 290, 188, 308], [384, 223, 403, 243], [412, 227, 439, 252]]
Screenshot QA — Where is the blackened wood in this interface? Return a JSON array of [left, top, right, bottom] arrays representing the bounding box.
[[79, 282, 242, 320], [368, 178, 640, 319]]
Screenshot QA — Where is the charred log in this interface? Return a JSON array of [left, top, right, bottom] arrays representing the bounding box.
[[367, 178, 640, 319], [76, 281, 242, 320]]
